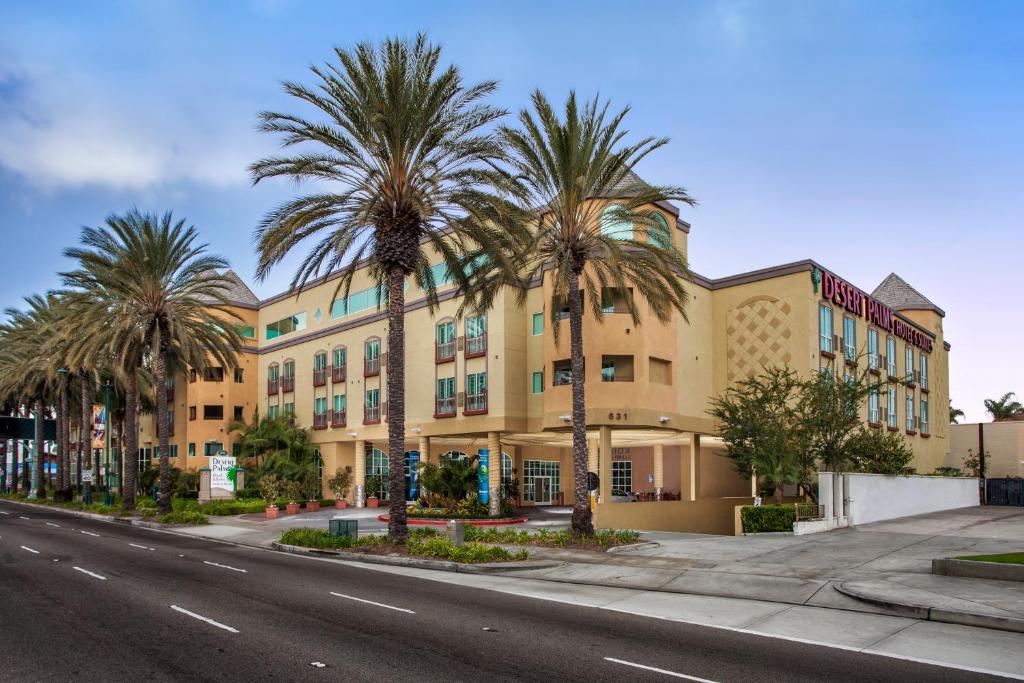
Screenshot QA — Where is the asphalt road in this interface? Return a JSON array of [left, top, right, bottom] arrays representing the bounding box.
[[0, 500, 1006, 682]]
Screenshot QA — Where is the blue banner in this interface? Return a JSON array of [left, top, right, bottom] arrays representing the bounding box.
[[407, 451, 419, 500], [477, 449, 489, 504]]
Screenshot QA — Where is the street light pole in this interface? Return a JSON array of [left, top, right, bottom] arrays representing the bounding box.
[[103, 382, 112, 506]]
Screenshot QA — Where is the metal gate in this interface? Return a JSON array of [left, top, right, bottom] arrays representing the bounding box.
[[987, 478, 1024, 506]]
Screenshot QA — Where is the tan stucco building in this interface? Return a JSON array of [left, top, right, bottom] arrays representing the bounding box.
[[949, 421, 1024, 478], [137, 188, 951, 533]]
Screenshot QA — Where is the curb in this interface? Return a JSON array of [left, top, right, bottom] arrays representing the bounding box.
[[836, 582, 1024, 634], [376, 515, 528, 527], [932, 558, 1024, 582], [607, 541, 660, 554], [270, 542, 561, 574]]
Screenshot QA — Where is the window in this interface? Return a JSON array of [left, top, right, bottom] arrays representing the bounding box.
[[921, 398, 929, 434], [905, 346, 915, 383], [236, 325, 256, 339], [364, 388, 380, 423], [189, 406, 197, 421], [314, 397, 327, 415], [188, 443, 195, 458], [203, 442, 224, 457], [204, 405, 224, 420], [203, 366, 224, 382], [436, 377, 456, 416], [364, 338, 381, 375], [190, 368, 197, 383], [601, 355, 634, 382], [553, 359, 573, 386], [886, 337, 897, 377], [601, 288, 631, 314], [233, 406, 243, 421], [611, 461, 632, 494], [869, 387, 880, 424], [819, 305, 834, 354], [649, 211, 671, 249], [466, 371, 487, 412], [867, 328, 879, 371], [232, 443, 240, 458], [531, 371, 544, 395], [268, 364, 280, 381], [284, 402, 295, 416], [600, 204, 632, 239], [313, 352, 328, 386], [331, 283, 385, 319], [333, 347, 347, 368], [436, 320, 456, 361], [365, 447, 388, 498], [501, 452, 513, 488], [649, 357, 672, 385], [234, 368, 244, 383], [920, 354, 929, 391], [465, 315, 486, 356], [138, 448, 150, 472], [265, 312, 307, 340], [522, 460, 560, 503], [843, 316, 856, 362], [332, 393, 346, 414], [268, 404, 279, 419], [887, 387, 897, 428], [905, 392, 915, 431], [532, 312, 543, 336], [283, 360, 295, 379]]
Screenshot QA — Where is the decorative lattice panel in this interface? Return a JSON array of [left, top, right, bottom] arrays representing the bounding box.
[[726, 297, 793, 382]]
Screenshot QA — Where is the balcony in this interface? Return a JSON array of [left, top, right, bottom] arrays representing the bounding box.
[[313, 412, 328, 430], [330, 410, 346, 428], [465, 392, 487, 415], [331, 364, 346, 383], [365, 356, 380, 377], [282, 377, 295, 393], [364, 405, 381, 424], [436, 340, 455, 363], [465, 334, 486, 358], [267, 379, 280, 395], [313, 368, 327, 387], [435, 396, 456, 418]]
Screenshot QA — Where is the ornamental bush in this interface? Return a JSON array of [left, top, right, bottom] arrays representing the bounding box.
[[740, 504, 795, 533]]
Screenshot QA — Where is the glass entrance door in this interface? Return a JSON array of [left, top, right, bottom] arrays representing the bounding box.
[[532, 476, 553, 504]]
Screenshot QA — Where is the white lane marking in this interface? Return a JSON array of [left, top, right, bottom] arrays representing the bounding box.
[[329, 591, 415, 614], [170, 605, 239, 633], [19, 516, 30, 520], [73, 566, 108, 581], [45, 522, 60, 527], [80, 530, 100, 537], [20, 546, 39, 554], [605, 657, 718, 682], [0, 511, 10, 515], [203, 560, 247, 573], [129, 543, 155, 551]]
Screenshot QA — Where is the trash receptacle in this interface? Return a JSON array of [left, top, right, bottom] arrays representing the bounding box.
[[446, 520, 465, 545], [329, 518, 358, 539]]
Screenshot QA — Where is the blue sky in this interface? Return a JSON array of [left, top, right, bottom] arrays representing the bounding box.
[[0, 0, 1020, 423]]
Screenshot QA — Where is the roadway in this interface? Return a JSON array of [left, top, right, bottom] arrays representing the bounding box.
[[0, 500, 1008, 682]]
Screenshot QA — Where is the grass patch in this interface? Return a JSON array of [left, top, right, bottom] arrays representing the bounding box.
[[463, 526, 640, 549], [955, 552, 1024, 565], [159, 510, 209, 525]]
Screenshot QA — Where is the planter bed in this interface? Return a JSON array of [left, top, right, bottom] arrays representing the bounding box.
[[278, 527, 528, 564], [378, 514, 527, 526], [933, 555, 1024, 582]]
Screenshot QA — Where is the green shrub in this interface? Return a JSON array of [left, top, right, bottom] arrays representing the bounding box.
[[159, 510, 208, 525], [199, 499, 268, 516], [279, 527, 393, 550], [463, 526, 639, 548], [741, 504, 795, 533], [406, 536, 528, 563]]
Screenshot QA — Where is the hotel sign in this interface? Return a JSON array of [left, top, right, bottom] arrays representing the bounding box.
[[819, 269, 933, 354]]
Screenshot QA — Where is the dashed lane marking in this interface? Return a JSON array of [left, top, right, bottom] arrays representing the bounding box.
[[129, 543, 155, 551], [170, 605, 239, 633], [20, 546, 40, 554], [73, 566, 108, 581], [329, 592, 415, 614], [203, 560, 247, 573], [45, 522, 60, 527], [604, 658, 718, 682], [80, 531, 100, 537]]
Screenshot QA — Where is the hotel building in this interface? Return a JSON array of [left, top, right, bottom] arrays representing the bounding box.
[[137, 183, 950, 533]]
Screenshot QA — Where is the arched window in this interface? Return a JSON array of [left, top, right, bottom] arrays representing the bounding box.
[[267, 363, 280, 395], [436, 318, 456, 362], [331, 345, 347, 382], [364, 337, 381, 376], [501, 452, 513, 484], [649, 212, 671, 249], [601, 204, 632, 240], [313, 351, 328, 386]]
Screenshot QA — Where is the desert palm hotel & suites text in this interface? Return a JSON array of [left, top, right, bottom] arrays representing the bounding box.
[[138, 182, 950, 534]]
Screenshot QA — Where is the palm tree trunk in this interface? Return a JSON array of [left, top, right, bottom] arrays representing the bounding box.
[[1, 438, 7, 494], [155, 324, 172, 515], [80, 374, 91, 491], [385, 267, 407, 542], [59, 379, 70, 497], [32, 398, 45, 499], [122, 370, 139, 510], [568, 277, 594, 538], [55, 388, 65, 499]]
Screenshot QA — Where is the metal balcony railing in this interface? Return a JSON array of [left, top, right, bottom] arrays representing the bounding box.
[[435, 396, 455, 416], [282, 377, 295, 393], [365, 357, 380, 376], [313, 368, 327, 387], [465, 392, 487, 413], [436, 340, 455, 362], [465, 334, 486, 356], [364, 405, 381, 423], [331, 365, 346, 383], [330, 410, 346, 428], [313, 412, 328, 429], [267, 379, 280, 395], [601, 373, 634, 383]]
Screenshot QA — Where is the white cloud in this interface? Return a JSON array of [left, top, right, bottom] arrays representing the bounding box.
[[0, 61, 263, 190]]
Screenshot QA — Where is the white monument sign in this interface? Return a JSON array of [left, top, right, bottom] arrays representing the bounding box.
[[210, 455, 237, 495]]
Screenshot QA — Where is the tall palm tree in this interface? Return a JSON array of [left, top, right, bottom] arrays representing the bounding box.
[[250, 34, 510, 541], [467, 91, 695, 537], [949, 401, 965, 425], [984, 392, 1024, 422], [62, 210, 243, 513]]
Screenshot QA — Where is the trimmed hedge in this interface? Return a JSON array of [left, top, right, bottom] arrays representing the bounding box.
[[740, 504, 796, 533]]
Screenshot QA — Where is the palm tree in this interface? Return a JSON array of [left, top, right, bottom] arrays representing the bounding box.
[[250, 34, 510, 541], [984, 392, 1024, 422], [62, 210, 243, 513], [949, 401, 965, 425], [466, 91, 695, 537]]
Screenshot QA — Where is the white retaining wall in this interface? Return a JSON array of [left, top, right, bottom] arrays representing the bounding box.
[[821, 472, 979, 526]]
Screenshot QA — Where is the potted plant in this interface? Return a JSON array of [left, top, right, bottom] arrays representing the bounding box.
[[329, 466, 353, 509], [259, 474, 280, 519], [283, 480, 302, 514], [302, 470, 321, 512], [365, 474, 382, 508]]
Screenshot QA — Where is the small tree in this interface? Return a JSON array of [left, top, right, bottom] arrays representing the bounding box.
[[258, 474, 280, 507], [846, 428, 914, 475], [328, 467, 353, 501], [415, 456, 478, 510], [962, 449, 984, 478]]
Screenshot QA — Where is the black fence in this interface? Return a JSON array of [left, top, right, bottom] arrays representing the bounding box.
[[987, 478, 1024, 506]]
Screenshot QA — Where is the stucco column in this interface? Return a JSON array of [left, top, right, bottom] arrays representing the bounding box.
[[354, 439, 366, 507], [598, 426, 612, 504], [587, 439, 598, 483], [488, 431, 501, 517], [751, 468, 759, 497], [418, 435, 429, 464], [653, 444, 664, 499], [686, 433, 701, 501], [833, 472, 844, 518]]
